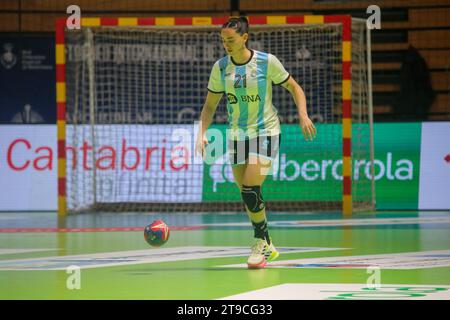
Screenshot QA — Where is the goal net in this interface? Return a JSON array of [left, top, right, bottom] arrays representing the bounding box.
[[59, 17, 374, 214]]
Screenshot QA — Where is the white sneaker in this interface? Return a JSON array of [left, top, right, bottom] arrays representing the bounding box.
[[264, 239, 279, 262], [247, 238, 268, 269]]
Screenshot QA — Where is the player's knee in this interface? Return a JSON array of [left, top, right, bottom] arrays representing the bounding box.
[[241, 185, 265, 213]]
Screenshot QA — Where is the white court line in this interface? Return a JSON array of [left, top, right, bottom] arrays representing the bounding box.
[[219, 249, 450, 270], [202, 216, 450, 228], [0, 246, 346, 271], [219, 283, 450, 300]]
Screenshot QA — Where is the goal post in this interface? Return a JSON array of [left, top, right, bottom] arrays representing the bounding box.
[[55, 15, 375, 216]]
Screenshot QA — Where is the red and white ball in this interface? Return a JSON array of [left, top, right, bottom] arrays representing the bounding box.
[[144, 220, 170, 247]]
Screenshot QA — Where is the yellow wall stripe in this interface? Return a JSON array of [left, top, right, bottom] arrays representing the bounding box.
[[305, 15, 324, 24], [343, 195, 352, 217], [343, 80, 351, 100], [56, 44, 65, 65], [343, 157, 352, 177], [192, 17, 212, 25], [155, 17, 175, 26], [343, 118, 352, 138], [118, 17, 138, 26], [56, 83, 66, 103], [267, 16, 286, 25], [343, 41, 351, 61], [81, 17, 101, 27], [57, 121, 66, 140], [58, 197, 67, 216], [58, 159, 66, 178]]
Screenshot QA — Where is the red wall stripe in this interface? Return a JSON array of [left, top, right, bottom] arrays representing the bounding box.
[[343, 176, 352, 195], [323, 15, 345, 23], [56, 64, 65, 82], [58, 177, 66, 196], [57, 103, 66, 121], [342, 17, 351, 41], [55, 18, 65, 44], [343, 138, 351, 157], [58, 140, 66, 158], [323, 15, 351, 41], [286, 15, 305, 24], [248, 16, 267, 24], [101, 17, 118, 26], [212, 16, 228, 25], [137, 17, 156, 25], [343, 61, 351, 80], [175, 17, 192, 25], [343, 100, 352, 118]]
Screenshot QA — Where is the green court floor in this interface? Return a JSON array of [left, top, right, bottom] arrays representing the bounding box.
[[0, 211, 450, 300]]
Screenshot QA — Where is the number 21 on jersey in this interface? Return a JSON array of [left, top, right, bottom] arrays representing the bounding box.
[[234, 74, 247, 88]]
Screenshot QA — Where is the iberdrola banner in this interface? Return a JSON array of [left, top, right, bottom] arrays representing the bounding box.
[[201, 123, 422, 210]]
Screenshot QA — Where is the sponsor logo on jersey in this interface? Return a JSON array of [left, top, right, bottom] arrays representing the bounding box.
[[227, 93, 238, 104], [241, 94, 261, 103]]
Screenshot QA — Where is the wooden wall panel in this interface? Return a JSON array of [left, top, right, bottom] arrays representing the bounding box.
[[431, 71, 450, 91], [409, 7, 450, 27], [0, 14, 19, 31], [371, 73, 450, 93], [384, 7, 450, 28], [20, 0, 229, 12], [420, 50, 450, 69], [409, 30, 450, 49], [430, 94, 450, 113], [240, 0, 450, 11], [20, 13, 61, 32], [0, 1, 18, 10]]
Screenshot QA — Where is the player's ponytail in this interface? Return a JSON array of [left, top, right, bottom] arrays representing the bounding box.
[[222, 16, 250, 45], [238, 16, 249, 33]]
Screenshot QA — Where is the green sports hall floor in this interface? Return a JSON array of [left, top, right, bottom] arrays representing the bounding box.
[[0, 210, 449, 300]]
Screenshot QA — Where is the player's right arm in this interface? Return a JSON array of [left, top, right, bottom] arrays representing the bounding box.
[[195, 91, 223, 157], [196, 61, 225, 158]]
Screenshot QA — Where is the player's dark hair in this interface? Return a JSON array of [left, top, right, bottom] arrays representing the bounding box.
[[221, 16, 249, 45]]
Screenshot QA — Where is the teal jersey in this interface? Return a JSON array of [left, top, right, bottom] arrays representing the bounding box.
[[207, 50, 290, 141]]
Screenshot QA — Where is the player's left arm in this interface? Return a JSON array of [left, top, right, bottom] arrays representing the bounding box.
[[281, 76, 317, 141]]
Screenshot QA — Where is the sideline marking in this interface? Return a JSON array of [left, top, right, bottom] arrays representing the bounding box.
[[219, 249, 450, 269], [202, 216, 450, 228], [0, 246, 345, 270]]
